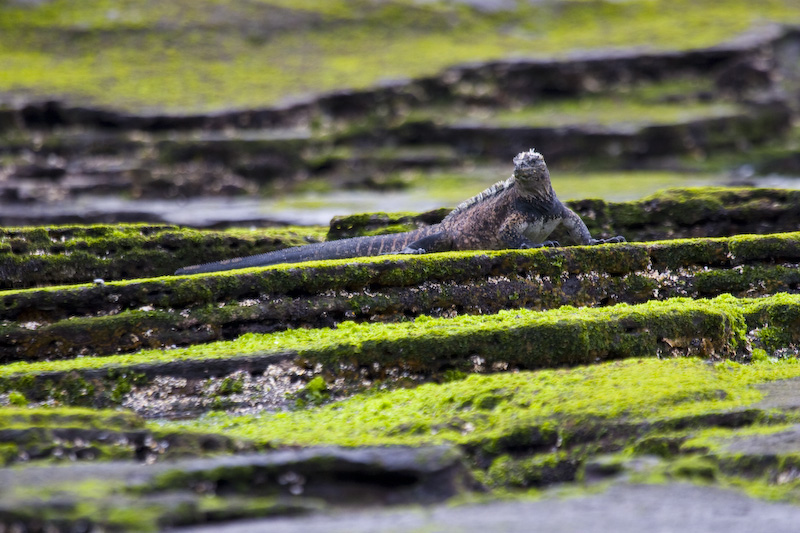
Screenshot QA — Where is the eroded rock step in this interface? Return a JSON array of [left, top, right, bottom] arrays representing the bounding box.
[[3, 291, 800, 410], [5, 339, 800, 531], [0, 103, 789, 206], [0, 223, 326, 289], [0, 443, 469, 532], [4, 228, 800, 363], [5, 187, 800, 290], [173, 483, 800, 533], [330, 187, 800, 243], [5, 355, 800, 531], [0, 407, 246, 467], [1, 25, 799, 208], [3, 25, 795, 133]]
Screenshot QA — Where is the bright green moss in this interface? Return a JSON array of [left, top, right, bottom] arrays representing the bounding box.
[[3, 308, 186, 363], [682, 423, 800, 454], [664, 455, 720, 483], [483, 452, 580, 488], [693, 265, 800, 296], [7, 391, 27, 406], [293, 376, 330, 408], [646, 237, 730, 269], [159, 357, 800, 448], [1, 223, 327, 289], [6, 229, 800, 371], [0, 406, 145, 430], [435, 94, 741, 128], [0, 443, 19, 465], [729, 233, 800, 263], [4, 292, 800, 383], [677, 423, 800, 501], [0, 227, 785, 301], [0, 0, 797, 111]]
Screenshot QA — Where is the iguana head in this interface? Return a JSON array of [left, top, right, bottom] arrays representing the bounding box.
[[512, 149, 553, 195], [513, 149, 550, 182]]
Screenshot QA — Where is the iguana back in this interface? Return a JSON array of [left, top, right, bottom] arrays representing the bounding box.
[[174, 150, 624, 275]]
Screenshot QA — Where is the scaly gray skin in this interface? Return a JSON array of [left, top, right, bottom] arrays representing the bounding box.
[[175, 150, 625, 275]]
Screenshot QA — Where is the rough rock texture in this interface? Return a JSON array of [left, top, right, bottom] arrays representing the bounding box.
[[174, 483, 800, 533], [0, 445, 472, 531], [4, 228, 800, 363], [329, 187, 800, 243], [5, 24, 800, 533], [1, 26, 800, 217]]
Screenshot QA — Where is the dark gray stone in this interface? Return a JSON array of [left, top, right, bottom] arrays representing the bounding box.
[[0, 445, 470, 500], [722, 424, 800, 456], [172, 482, 800, 533], [147, 445, 475, 505], [756, 378, 800, 410]]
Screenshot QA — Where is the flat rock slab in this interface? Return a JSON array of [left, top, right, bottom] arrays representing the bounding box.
[[0, 445, 473, 530], [756, 377, 800, 410], [721, 424, 800, 456], [0, 444, 471, 507], [173, 482, 800, 533]]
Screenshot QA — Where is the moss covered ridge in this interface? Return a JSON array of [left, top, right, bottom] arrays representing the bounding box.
[[4, 226, 800, 362], [4, 292, 800, 392], [0, 223, 326, 290], [164, 356, 800, 447], [6, 187, 800, 290], [329, 187, 800, 243], [1, 1, 797, 113], [0, 406, 251, 468]]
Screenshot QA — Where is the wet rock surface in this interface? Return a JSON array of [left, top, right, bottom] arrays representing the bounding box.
[[0, 445, 472, 531], [756, 377, 800, 410], [1, 25, 800, 226], [175, 483, 800, 533], [5, 225, 800, 366], [721, 424, 800, 456], [6, 23, 800, 533]]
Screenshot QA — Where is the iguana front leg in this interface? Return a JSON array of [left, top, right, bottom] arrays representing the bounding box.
[[500, 213, 560, 249], [561, 208, 625, 245]]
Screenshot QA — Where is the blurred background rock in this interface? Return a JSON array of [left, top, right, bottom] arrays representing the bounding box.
[[1, 0, 799, 227]]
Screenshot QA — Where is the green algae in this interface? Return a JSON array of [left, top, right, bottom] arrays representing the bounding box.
[[6, 292, 800, 388], [328, 210, 448, 240], [483, 452, 583, 488], [0, 294, 748, 379], [0, 479, 306, 533], [0, 406, 145, 430], [4, 224, 795, 309], [425, 88, 741, 128], [682, 423, 800, 455], [660, 424, 800, 502], [7, 228, 800, 363], [158, 357, 800, 449], [293, 376, 330, 408], [0, 406, 253, 469], [0, 0, 797, 111], [0, 223, 327, 289], [4, 186, 799, 295], [7, 391, 27, 407]]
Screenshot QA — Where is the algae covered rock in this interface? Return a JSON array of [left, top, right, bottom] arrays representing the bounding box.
[[0, 224, 326, 289]]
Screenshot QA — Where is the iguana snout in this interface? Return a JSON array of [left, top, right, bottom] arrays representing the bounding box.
[[512, 149, 550, 186]]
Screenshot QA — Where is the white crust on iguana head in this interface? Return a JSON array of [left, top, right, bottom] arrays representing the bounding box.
[[443, 149, 551, 223], [442, 176, 515, 222]]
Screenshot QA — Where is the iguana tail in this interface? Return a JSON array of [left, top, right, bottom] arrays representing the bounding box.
[[174, 227, 436, 275]]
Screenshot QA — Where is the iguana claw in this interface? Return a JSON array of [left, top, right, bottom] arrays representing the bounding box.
[[592, 236, 626, 245], [398, 246, 426, 254]]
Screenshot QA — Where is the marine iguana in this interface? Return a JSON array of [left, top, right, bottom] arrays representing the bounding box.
[[175, 149, 625, 275]]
